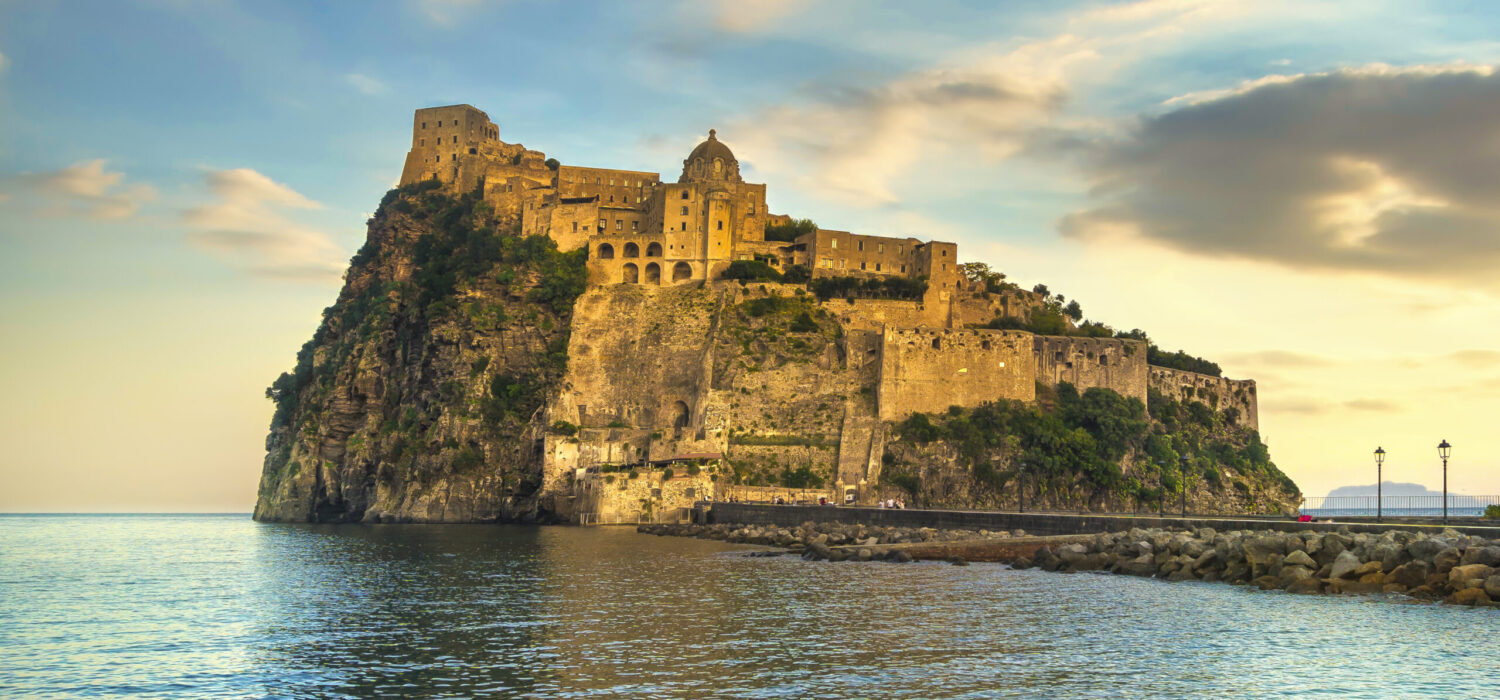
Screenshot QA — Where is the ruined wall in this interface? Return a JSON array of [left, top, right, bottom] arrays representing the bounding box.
[[949, 287, 1054, 328], [822, 298, 945, 332], [1148, 366, 1260, 431], [876, 328, 1035, 420], [574, 468, 715, 524], [1033, 336, 1149, 402]]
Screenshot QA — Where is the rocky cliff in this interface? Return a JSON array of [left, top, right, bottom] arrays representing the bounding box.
[[254, 181, 585, 522], [255, 182, 1299, 522]]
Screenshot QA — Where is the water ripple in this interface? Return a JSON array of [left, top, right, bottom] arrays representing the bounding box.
[[1, 515, 1496, 698]]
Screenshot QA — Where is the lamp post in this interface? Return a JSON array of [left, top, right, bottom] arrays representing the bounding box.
[[1438, 439, 1452, 525], [1179, 455, 1190, 518], [1374, 446, 1386, 523]]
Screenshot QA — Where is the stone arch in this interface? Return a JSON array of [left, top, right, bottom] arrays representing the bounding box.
[[623, 242, 640, 258], [622, 262, 639, 284], [646, 242, 663, 257], [644, 262, 662, 284], [597, 243, 615, 259], [670, 400, 690, 435], [672, 262, 693, 283]]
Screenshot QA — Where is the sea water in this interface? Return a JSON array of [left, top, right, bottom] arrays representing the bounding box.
[[1, 514, 1495, 698]]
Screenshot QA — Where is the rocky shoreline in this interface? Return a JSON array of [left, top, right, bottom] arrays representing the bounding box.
[[639, 522, 1500, 607]]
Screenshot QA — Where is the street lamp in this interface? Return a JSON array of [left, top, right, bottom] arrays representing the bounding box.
[[1374, 446, 1386, 523], [1179, 455, 1190, 518], [1438, 439, 1452, 525]]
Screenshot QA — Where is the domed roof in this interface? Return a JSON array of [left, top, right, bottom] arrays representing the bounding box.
[[680, 129, 743, 184], [687, 129, 736, 165]]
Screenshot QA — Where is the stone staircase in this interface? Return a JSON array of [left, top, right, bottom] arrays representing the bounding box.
[[836, 409, 887, 502]]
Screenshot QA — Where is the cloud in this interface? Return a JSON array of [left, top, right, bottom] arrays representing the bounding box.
[[414, 0, 485, 26], [1446, 349, 1500, 367], [1343, 398, 1398, 412], [183, 168, 343, 284], [1059, 65, 1500, 287], [1221, 350, 1332, 368], [0, 50, 8, 72], [728, 36, 1081, 206], [1263, 397, 1327, 415], [345, 73, 389, 96], [725, 0, 1259, 207], [0, 160, 156, 219], [710, 0, 806, 34]]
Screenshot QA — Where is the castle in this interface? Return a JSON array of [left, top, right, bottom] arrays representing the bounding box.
[[398, 104, 1260, 522]]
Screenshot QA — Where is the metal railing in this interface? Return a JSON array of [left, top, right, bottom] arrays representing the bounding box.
[[1300, 495, 1500, 517]]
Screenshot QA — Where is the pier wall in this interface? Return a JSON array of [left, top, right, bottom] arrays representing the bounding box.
[[703, 503, 1500, 537]]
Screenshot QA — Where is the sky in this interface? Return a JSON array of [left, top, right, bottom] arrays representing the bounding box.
[[3, 0, 1499, 512]]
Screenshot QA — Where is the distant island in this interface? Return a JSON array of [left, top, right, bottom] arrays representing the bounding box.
[[1327, 482, 1489, 506], [252, 103, 1299, 524]]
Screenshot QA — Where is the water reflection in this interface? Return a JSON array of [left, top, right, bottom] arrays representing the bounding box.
[[249, 524, 553, 697], [2, 515, 1497, 698]]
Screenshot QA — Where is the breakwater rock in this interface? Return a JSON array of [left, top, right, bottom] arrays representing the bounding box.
[[1012, 526, 1500, 606], [642, 521, 1500, 607]]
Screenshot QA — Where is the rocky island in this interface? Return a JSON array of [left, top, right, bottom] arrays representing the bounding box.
[[253, 104, 1299, 524]]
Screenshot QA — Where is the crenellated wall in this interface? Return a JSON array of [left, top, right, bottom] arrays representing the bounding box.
[[1033, 335, 1149, 403], [1148, 366, 1259, 431], [876, 328, 1035, 420]]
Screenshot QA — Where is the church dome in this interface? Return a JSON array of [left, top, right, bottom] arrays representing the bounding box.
[[680, 129, 742, 184]]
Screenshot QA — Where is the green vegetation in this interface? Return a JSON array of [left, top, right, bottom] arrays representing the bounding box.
[[809, 275, 927, 301], [721, 259, 783, 282], [264, 183, 588, 436], [780, 264, 812, 283], [551, 420, 579, 436], [893, 382, 1292, 502], [779, 465, 824, 489], [545, 157, 560, 170], [763, 217, 817, 242], [1486, 504, 1500, 520]]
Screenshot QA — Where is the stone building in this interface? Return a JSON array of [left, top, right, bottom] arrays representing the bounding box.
[[393, 104, 1265, 516]]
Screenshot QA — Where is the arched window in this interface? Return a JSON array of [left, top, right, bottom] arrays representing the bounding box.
[[680, 206, 689, 215], [622, 262, 639, 284], [646, 242, 663, 257], [644, 262, 662, 284], [597, 243, 615, 259], [672, 262, 692, 283], [623, 242, 640, 258]]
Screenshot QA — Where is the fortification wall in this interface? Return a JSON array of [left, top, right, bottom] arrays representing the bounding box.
[[949, 288, 1053, 328], [574, 468, 714, 524], [877, 328, 1035, 420], [1148, 366, 1259, 431], [822, 298, 945, 332], [1034, 336, 1149, 402]]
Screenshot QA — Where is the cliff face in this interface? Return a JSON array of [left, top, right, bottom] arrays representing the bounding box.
[[254, 181, 1297, 523], [253, 182, 585, 522]]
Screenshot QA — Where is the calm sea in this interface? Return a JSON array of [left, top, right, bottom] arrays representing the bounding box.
[[1, 514, 1496, 698]]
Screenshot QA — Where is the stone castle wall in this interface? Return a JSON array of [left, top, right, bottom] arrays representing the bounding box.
[[1148, 366, 1259, 431], [1033, 336, 1149, 403], [876, 328, 1035, 420], [574, 468, 715, 524]]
